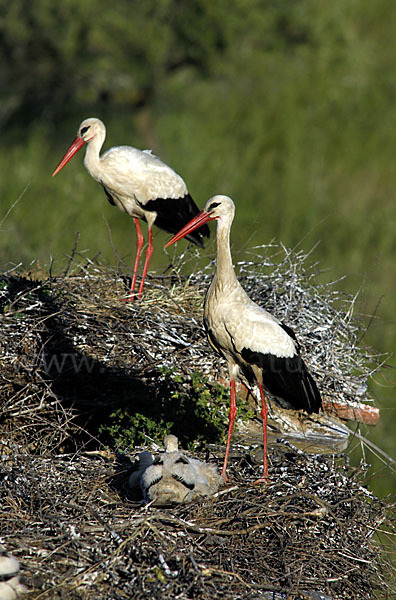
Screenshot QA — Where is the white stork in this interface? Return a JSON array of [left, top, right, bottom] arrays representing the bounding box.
[[52, 118, 209, 299], [166, 195, 322, 482]]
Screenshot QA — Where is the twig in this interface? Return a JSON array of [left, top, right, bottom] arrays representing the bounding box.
[[63, 231, 80, 277], [0, 183, 30, 229]]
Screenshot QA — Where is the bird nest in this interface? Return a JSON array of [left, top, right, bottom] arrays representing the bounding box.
[[0, 243, 395, 598], [1, 442, 395, 599], [0, 242, 383, 450]]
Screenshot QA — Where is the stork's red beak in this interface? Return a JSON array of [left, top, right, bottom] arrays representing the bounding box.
[[165, 210, 216, 248], [52, 136, 86, 176]]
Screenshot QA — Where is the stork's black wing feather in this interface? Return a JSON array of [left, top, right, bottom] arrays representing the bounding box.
[[143, 193, 210, 248], [240, 348, 322, 414], [102, 183, 116, 206], [279, 321, 300, 350]]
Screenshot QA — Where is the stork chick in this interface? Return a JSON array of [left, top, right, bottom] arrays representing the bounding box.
[[129, 435, 223, 504], [0, 554, 28, 599]]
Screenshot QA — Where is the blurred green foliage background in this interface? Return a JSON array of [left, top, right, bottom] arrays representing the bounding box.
[[1, 0, 395, 496]]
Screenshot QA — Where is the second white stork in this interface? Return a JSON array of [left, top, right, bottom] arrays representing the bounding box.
[[165, 195, 322, 482], [52, 118, 210, 299]]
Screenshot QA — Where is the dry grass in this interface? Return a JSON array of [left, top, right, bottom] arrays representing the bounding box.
[[0, 244, 395, 598], [1, 442, 395, 599]]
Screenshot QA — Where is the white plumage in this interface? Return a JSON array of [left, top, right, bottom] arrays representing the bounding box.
[[53, 118, 209, 299], [206, 295, 297, 361], [166, 195, 322, 482], [84, 143, 188, 212]]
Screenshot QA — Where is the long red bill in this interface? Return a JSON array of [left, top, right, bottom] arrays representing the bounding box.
[[165, 210, 216, 248], [52, 136, 86, 176]]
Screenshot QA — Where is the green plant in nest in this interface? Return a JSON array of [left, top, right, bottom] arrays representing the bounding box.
[[99, 409, 173, 449], [98, 367, 253, 451]]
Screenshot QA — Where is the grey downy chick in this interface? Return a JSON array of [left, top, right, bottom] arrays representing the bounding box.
[[128, 451, 154, 491], [0, 554, 28, 600], [130, 435, 223, 505]]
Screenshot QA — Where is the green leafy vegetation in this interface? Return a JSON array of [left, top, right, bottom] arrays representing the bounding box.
[[1, 0, 395, 496], [99, 409, 173, 449], [99, 367, 253, 450]]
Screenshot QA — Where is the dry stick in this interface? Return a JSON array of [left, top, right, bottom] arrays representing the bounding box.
[[0, 183, 30, 229], [3, 283, 45, 314], [345, 424, 396, 467], [45, 519, 165, 596], [102, 215, 126, 269], [197, 566, 284, 593], [63, 231, 80, 277], [60, 502, 123, 544], [151, 511, 329, 537]]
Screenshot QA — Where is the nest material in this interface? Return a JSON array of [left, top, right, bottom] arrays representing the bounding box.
[[1, 443, 395, 599], [0, 243, 382, 452], [0, 245, 394, 598]]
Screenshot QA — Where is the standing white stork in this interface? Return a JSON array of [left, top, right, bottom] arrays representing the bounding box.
[[165, 195, 322, 482], [52, 118, 210, 299]]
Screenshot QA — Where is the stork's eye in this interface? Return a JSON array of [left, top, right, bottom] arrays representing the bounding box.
[[153, 457, 164, 466], [175, 456, 189, 465], [207, 201, 220, 212], [80, 126, 90, 135]]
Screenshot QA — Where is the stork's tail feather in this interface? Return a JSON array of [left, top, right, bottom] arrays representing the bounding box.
[[299, 368, 322, 414]]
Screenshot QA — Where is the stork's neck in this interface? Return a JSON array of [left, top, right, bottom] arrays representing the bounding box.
[[213, 218, 239, 291], [83, 133, 105, 181]]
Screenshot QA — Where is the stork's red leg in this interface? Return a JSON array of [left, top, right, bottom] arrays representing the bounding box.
[[222, 378, 237, 480], [254, 383, 269, 483], [137, 226, 154, 299], [128, 218, 144, 301]]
